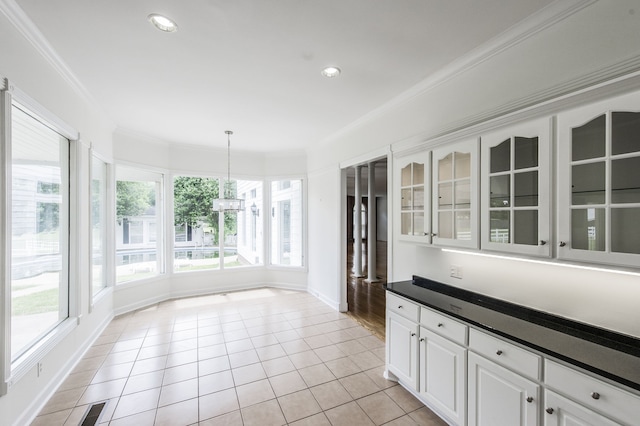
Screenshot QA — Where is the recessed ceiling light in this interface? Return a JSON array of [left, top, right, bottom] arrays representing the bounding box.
[[148, 13, 178, 32], [321, 66, 341, 78]]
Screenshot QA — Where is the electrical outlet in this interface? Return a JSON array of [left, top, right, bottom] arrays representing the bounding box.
[[450, 264, 463, 279]]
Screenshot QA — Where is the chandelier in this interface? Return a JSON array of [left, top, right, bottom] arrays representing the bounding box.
[[212, 130, 245, 212]]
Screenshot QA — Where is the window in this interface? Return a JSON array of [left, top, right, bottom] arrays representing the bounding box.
[[10, 103, 70, 361], [271, 179, 303, 266], [91, 155, 108, 298], [229, 179, 263, 267], [115, 166, 164, 283], [173, 176, 220, 272]]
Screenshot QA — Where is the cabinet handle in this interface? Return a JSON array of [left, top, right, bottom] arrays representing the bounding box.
[[591, 392, 601, 400], [411, 333, 416, 337], [546, 408, 554, 415], [539, 240, 546, 246], [419, 338, 425, 342], [496, 350, 503, 356], [559, 241, 567, 247], [398, 305, 403, 309], [431, 233, 437, 237], [526, 397, 534, 403], [437, 323, 444, 328]]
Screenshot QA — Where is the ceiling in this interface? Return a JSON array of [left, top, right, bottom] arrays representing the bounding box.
[[14, 0, 555, 153]]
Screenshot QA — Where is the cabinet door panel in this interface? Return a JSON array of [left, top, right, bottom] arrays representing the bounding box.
[[544, 391, 619, 426], [480, 117, 551, 256], [395, 151, 431, 242], [419, 328, 466, 425], [386, 312, 418, 390], [432, 138, 479, 249], [558, 90, 640, 267], [468, 352, 538, 426]]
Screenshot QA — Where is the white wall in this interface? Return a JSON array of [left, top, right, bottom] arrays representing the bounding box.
[[305, 0, 640, 338], [307, 167, 344, 310], [415, 247, 640, 338]]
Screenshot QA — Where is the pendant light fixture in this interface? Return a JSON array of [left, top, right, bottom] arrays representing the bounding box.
[[212, 130, 245, 212]]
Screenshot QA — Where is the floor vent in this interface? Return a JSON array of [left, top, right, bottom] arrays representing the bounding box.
[[80, 401, 106, 426]]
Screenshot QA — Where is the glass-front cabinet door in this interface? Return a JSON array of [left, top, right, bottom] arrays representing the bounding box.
[[480, 118, 551, 257], [432, 138, 479, 249], [395, 151, 431, 243], [558, 91, 640, 267]]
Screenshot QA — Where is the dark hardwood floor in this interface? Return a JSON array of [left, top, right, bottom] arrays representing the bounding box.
[[345, 240, 387, 341]]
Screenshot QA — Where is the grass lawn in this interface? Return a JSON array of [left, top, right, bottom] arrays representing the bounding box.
[[12, 288, 59, 315]]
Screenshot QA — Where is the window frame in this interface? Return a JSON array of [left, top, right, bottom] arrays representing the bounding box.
[[171, 174, 223, 273], [267, 177, 306, 269], [114, 164, 165, 285], [89, 150, 112, 307], [1, 83, 80, 390]]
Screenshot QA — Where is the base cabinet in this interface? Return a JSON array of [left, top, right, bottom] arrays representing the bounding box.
[[543, 391, 619, 426], [385, 291, 639, 426], [468, 352, 539, 426], [419, 327, 467, 425], [387, 311, 419, 390]]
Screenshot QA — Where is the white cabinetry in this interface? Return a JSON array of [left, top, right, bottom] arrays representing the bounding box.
[[480, 117, 552, 256], [419, 306, 467, 425], [432, 138, 480, 249], [419, 327, 466, 425], [543, 391, 619, 426], [395, 151, 431, 243], [386, 293, 419, 390], [545, 359, 640, 426], [557, 90, 640, 267], [468, 351, 539, 426], [467, 328, 540, 426], [385, 290, 640, 426]]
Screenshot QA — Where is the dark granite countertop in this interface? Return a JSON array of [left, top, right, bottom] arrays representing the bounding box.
[[385, 276, 640, 391]]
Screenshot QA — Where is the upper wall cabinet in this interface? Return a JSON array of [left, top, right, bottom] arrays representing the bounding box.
[[558, 91, 640, 267], [395, 151, 431, 243], [481, 118, 552, 257], [432, 138, 479, 249]]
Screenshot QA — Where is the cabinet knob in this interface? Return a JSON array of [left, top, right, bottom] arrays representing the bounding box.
[[546, 408, 554, 415], [437, 323, 444, 328], [496, 350, 503, 356], [398, 305, 403, 309], [591, 392, 601, 400], [526, 397, 534, 403], [559, 241, 567, 247], [539, 240, 546, 246], [419, 338, 425, 342], [431, 233, 437, 237], [411, 333, 416, 337]]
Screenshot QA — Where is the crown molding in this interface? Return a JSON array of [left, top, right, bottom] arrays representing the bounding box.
[[0, 0, 107, 116], [321, 0, 598, 146]]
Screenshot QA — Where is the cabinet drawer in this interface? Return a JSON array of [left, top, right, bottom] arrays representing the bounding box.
[[387, 293, 419, 322], [469, 328, 541, 380], [545, 359, 640, 425], [420, 306, 467, 345]]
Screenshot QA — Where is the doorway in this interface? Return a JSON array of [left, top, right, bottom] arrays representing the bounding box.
[[344, 159, 388, 340]]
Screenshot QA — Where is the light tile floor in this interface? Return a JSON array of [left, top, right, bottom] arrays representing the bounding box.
[[32, 288, 447, 426]]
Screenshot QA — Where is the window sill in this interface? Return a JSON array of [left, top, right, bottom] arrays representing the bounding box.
[[8, 317, 78, 389]]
